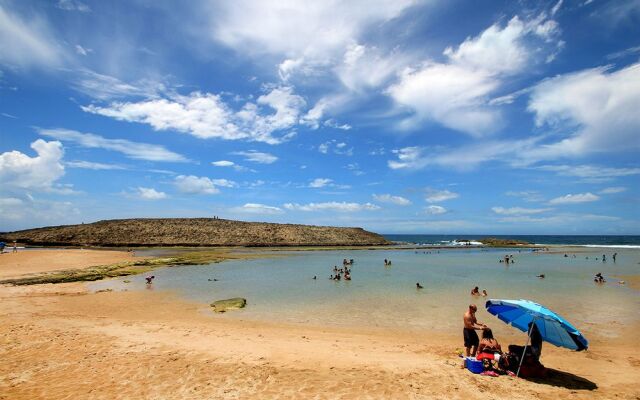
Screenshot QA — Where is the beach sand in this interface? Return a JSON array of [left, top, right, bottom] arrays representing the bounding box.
[[1, 250, 639, 399], [0, 249, 143, 279]]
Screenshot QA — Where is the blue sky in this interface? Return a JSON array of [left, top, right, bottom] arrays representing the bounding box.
[[1, 0, 639, 234]]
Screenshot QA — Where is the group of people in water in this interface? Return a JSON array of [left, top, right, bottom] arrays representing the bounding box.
[[470, 286, 488, 297], [329, 259, 354, 281], [498, 254, 515, 264], [566, 252, 617, 262]]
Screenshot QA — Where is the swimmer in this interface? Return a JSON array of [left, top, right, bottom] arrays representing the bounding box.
[[145, 275, 155, 284], [416, 282, 424, 289], [482, 290, 487, 297], [471, 286, 480, 296], [313, 276, 317, 280], [536, 274, 545, 279]]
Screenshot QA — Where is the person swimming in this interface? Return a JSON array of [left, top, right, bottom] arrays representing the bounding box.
[[471, 286, 480, 296], [536, 274, 545, 279], [416, 282, 424, 289], [482, 289, 488, 297]]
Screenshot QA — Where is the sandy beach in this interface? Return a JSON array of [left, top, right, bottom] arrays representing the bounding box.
[[1, 249, 639, 399], [0, 249, 143, 279]]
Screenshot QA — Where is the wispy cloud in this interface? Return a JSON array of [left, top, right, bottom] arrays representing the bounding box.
[[230, 203, 283, 215], [231, 150, 278, 164], [373, 194, 411, 206], [284, 202, 380, 212], [38, 128, 187, 162], [66, 160, 126, 170], [491, 206, 552, 215], [599, 186, 627, 194], [548, 192, 599, 205], [425, 189, 459, 203], [425, 205, 447, 215]]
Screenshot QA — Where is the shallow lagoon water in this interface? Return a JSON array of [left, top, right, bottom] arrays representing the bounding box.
[[93, 247, 640, 336]]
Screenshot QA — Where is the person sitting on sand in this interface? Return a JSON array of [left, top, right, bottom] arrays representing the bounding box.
[[463, 304, 487, 357], [477, 328, 502, 356], [145, 275, 155, 284], [416, 282, 424, 289], [471, 286, 480, 296]]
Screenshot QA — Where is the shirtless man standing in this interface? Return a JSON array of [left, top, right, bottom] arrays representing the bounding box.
[[463, 304, 487, 357]]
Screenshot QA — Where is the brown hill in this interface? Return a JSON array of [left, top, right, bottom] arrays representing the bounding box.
[[0, 218, 390, 247]]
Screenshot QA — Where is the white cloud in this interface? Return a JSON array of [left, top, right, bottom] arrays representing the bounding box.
[[337, 43, 409, 92], [446, 16, 561, 73], [323, 119, 351, 130], [0, 195, 80, 230], [283, 202, 380, 212], [548, 192, 599, 205], [0, 139, 65, 192], [537, 164, 640, 182], [232, 150, 278, 164], [211, 160, 235, 167], [208, 1, 415, 61], [505, 191, 545, 202], [38, 128, 187, 162], [491, 206, 552, 215], [72, 70, 167, 101], [57, 0, 90, 12], [388, 63, 501, 137], [75, 45, 92, 56], [136, 187, 167, 200], [425, 205, 447, 215], [599, 186, 627, 194], [83, 87, 305, 144], [309, 178, 333, 188], [0, 5, 64, 69], [318, 143, 329, 154], [527, 63, 640, 159], [387, 15, 561, 137], [174, 175, 220, 195], [373, 194, 411, 206], [230, 203, 283, 215], [211, 160, 250, 172], [425, 189, 459, 203], [66, 160, 126, 170], [210, 179, 237, 188]]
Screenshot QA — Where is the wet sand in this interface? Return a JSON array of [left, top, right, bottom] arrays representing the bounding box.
[[0, 249, 143, 279], [1, 249, 639, 399]]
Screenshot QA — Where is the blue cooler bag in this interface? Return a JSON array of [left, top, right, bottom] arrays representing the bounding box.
[[466, 357, 484, 374]]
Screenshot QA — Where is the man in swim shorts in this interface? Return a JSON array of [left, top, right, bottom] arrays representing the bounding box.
[[463, 304, 487, 357]]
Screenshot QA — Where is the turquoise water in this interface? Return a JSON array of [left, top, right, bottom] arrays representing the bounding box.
[[93, 247, 640, 336]]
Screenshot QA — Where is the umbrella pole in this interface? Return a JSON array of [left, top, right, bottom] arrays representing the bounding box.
[[516, 319, 535, 378]]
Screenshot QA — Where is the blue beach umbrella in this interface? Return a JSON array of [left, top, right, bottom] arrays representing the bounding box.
[[485, 299, 588, 376]]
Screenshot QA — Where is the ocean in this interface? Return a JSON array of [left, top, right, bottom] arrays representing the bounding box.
[[383, 234, 640, 247], [93, 245, 640, 339]]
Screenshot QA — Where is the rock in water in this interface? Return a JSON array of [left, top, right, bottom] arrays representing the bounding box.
[[210, 297, 247, 313]]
